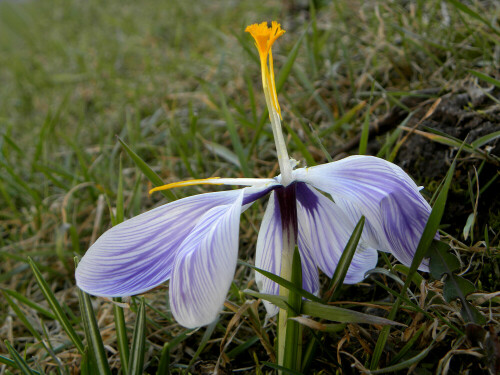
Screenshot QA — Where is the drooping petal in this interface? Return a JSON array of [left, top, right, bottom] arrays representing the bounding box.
[[331, 197, 384, 251], [295, 182, 378, 284], [255, 192, 282, 316], [293, 156, 433, 271], [75, 189, 245, 297], [255, 190, 319, 316], [169, 191, 244, 328]]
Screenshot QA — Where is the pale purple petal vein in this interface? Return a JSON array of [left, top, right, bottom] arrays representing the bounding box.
[[169, 190, 244, 328], [296, 182, 377, 284], [293, 155, 435, 271], [76, 189, 245, 297]]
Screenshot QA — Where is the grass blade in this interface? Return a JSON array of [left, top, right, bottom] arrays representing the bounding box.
[[116, 158, 124, 224], [4, 340, 35, 375], [446, 0, 500, 36], [326, 216, 365, 301], [301, 301, 404, 326], [219, 90, 251, 176], [187, 319, 218, 370], [388, 326, 425, 365], [156, 343, 170, 375], [203, 139, 241, 168], [275, 25, 307, 94], [471, 130, 500, 149], [238, 260, 323, 303], [244, 290, 288, 309], [80, 348, 92, 375], [262, 361, 303, 375], [128, 298, 146, 375], [2, 291, 42, 341], [306, 121, 332, 163], [468, 69, 500, 88], [77, 301, 110, 375], [1, 288, 56, 320], [0, 355, 18, 368], [76, 260, 111, 375], [319, 101, 366, 137], [359, 83, 375, 155], [0, 353, 39, 374], [376, 126, 405, 159], [370, 344, 433, 374], [28, 257, 85, 354], [113, 298, 130, 373], [0, 160, 42, 206], [358, 108, 371, 155], [244, 291, 402, 327], [226, 336, 260, 359], [117, 137, 175, 201], [156, 327, 193, 375]]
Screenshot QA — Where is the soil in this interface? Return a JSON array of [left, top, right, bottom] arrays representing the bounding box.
[[396, 86, 500, 179], [395, 85, 500, 240], [339, 83, 500, 242]]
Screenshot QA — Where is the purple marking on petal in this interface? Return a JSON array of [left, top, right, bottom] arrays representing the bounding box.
[[379, 187, 432, 271], [256, 187, 320, 317], [295, 182, 319, 209], [242, 185, 279, 205], [293, 156, 434, 271], [75, 189, 244, 297], [275, 184, 298, 243], [296, 182, 378, 284], [169, 191, 244, 328]]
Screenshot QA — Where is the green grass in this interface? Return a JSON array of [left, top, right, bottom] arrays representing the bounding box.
[[1, 0, 499, 373]]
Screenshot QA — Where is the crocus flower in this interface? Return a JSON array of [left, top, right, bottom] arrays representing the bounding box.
[[75, 22, 433, 329]]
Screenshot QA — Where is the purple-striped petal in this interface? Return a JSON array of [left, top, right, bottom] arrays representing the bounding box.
[[293, 156, 433, 271], [255, 190, 319, 316], [296, 182, 378, 284], [255, 192, 282, 316], [169, 191, 244, 328], [76, 189, 254, 297]]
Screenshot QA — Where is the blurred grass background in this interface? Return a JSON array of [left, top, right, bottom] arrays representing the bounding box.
[[1, 0, 499, 373]]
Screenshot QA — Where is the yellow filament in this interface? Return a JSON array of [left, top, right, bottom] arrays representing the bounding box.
[[268, 49, 281, 118], [149, 177, 222, 194]]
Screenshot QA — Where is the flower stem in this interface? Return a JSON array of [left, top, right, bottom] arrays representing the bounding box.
[[261, 62, 293, 186], [282, 246, 303, 370], [275, 184, 301, 371]]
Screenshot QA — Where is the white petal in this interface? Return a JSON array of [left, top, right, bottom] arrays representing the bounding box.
[[296, 183, 378, 284], [293, 156, 433, 271], [169, 191, 244, 328], [255, 190, 320, 317], [75, 189, 244, 297], [255, 192, 282, 316]]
